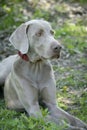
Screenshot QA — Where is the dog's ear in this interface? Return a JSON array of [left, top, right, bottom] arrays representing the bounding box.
[[9, 23, 30, 54]]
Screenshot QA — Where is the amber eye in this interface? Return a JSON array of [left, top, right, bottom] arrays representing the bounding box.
[[36, 29, 44, 37], [50, 30, 55, 35]]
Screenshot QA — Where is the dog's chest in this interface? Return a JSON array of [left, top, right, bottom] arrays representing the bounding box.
[[28, 61, 52, 81], [24, 61, 53, 89], [14, 59, 54, 90]]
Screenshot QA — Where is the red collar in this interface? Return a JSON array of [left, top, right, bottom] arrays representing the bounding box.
[[18, 51, 29, 61]]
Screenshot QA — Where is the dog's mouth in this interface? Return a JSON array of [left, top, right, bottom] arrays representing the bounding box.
[[41, 53, 60, 60], [51, 52, 61, 59], [51, 54, 60, 59]]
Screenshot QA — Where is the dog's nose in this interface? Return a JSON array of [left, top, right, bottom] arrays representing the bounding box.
[[52, 44, 62, 53]]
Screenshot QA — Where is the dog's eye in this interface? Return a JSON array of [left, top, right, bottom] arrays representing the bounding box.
[[36, 29, 44, 37], [50, 30, 55, 35]]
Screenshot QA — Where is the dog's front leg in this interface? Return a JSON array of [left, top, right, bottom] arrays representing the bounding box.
[[14, 78, 42, 117], [48, 105, 87, 129], [41, 86, 87, 129]]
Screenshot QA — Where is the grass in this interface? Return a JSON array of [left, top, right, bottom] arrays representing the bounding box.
[[0, 0, 28, 31], [55, 22, 87, 55], [56, 89, 87, 122], [0, 100, 67, 130]]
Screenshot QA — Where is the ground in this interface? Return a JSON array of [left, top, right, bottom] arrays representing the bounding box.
[[0, 0, 87, 129]]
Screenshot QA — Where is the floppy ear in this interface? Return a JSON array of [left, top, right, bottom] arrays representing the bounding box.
[[9, 23, 29, 54]]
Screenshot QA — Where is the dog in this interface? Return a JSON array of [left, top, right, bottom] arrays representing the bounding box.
[[0, 19, 87, 130]]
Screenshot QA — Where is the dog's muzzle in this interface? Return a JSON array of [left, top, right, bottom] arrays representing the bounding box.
[[51, 43, 62, 59]]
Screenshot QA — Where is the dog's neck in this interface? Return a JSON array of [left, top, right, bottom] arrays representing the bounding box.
[[18, 51, 44, 63], [18, 51, 29, 61]]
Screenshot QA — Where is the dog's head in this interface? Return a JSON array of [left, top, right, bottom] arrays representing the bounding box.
[[9, 19, 62, 62]]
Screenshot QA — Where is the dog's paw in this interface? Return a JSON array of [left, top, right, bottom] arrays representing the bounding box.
[[70, 116, 87, 130], [65, 125, 85, 130]]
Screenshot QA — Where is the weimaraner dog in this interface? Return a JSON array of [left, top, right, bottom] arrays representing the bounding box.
[[0, 19, 87, 130]]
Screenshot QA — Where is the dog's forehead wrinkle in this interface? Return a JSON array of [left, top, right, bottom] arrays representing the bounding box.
[[26, 20, 51, 34]]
